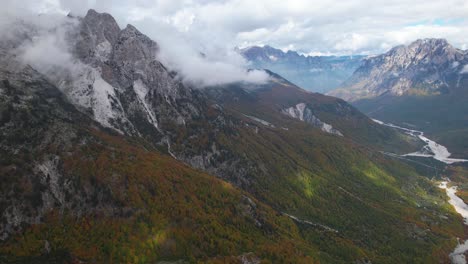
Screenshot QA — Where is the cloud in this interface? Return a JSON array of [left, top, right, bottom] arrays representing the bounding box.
[[68, 0, 465, 56], [153, 24, 269, 86], [0, 0, 80, 78], [19, 1, 468, 56], [461, 65, 468, 74], [1, 0, 270, 87], [15, 20, 79, 77]]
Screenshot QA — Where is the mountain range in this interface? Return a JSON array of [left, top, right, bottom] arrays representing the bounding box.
[[329, 38, 468, 157], [240, 45, 364, 93], [0, 9, 466, 264]]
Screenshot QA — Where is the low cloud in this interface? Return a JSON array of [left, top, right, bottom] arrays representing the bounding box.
[[1, 0, 269, 88], [0, 1, 81, 81], [461, 65, 468, 74], [16, 21, 79, 77], [152, 25, 268, 87]]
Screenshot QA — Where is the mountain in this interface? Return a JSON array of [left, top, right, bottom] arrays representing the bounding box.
[[329, 38, 468, 101], [0, 10, 464, 263], [329, 38, 468, 156], [203, 72, 461, 263], [240, 45, 364, 93], [0, 57, 320, 263]]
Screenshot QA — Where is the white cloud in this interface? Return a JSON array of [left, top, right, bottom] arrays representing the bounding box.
[[154, 27, 269, 86], [461, 65, 468, 74], [2, 0, 468, 77], [0, 1, 80, 76], [1, 0, 270, 87]]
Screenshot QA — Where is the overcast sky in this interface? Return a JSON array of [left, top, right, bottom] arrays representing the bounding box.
[[17, 0, 467, 56]]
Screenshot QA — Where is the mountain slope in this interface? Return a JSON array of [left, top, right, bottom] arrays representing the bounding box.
[[0, 10, 465, 263], [240, 45, 363, 93], [206, 70, 421, 154], [202, 72, 462, 263], [0, 52, 322, 263]]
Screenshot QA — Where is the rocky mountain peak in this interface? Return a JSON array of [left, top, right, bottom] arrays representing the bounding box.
[[330, 38, 468, 101], [113, 23, 159, 63], [410, 38, 450, 48], [377, 38, 461, 67], [75, 9, 121, 63], [36, 9, 203, 141], [83, 9, 120, 35]]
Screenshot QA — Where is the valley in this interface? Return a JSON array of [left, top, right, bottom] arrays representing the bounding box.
[[439, 181, 468, 264], [0, 3, 467, 263], [372, 119, 468, 264]]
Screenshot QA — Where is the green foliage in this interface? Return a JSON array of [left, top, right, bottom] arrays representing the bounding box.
[[0, 130, 318, 263], [355, 91, 468, 157], [201, 83, 465, 263]]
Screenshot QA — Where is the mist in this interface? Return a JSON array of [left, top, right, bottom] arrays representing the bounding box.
[[0, 0, 269, 88], [152, 23, 269, 87]]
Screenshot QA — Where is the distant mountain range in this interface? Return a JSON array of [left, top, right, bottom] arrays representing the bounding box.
[[329, 38, 468, 101], [240, 45, 364, 93], [329, 38, 468, 156], [0, 10, 464, 263]]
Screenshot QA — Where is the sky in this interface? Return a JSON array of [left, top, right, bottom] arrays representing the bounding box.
[[2, 0, 468, 86], [20, 0, 468, 55]]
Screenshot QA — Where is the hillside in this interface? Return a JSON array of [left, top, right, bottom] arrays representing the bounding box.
[[0, 53, 324, 263], [202, 72, 463, 263], [0, 10, 465, 264]]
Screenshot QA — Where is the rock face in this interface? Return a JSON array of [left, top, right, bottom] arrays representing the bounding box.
[[64, 9, 201, 139], [240, 45, 363, 93], [0, 10, 245, 240], [329, 38, 468, 101], [0, 56, 117, 240], [282, 103, 343, 136]]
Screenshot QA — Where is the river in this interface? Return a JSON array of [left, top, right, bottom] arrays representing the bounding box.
[[439, 181, 468, 264], [372, 119, 468, 164], [373, 119, 468, 263]]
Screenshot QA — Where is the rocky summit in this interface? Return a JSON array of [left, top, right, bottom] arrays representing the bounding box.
[[329, 38, 468, 101]]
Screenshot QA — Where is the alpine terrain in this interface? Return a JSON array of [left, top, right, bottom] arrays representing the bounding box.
[[0, 8, 467, 264], [240, 45, 364, 93], [330, 38, 468, 157]]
